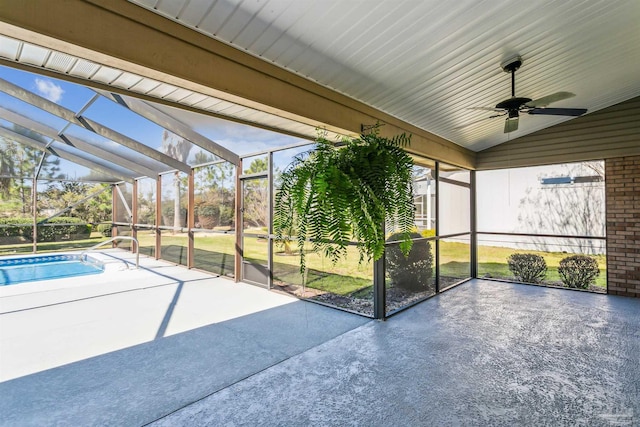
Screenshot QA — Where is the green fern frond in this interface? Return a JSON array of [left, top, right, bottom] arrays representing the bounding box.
[[273, 127, 415, 276]]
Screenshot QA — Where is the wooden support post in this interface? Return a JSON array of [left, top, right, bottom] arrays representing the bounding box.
[[234, 160, 243, 282], [187, 169, 195, 268]]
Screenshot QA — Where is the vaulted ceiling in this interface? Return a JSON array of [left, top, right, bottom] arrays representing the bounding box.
[[130, 0, 640, 151]]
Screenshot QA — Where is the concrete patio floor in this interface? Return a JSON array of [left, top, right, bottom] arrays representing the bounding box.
[[2, 262, 640, 425], [149, 280, 640, 426]]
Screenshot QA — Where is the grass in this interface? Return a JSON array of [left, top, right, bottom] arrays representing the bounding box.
[[0, 231, 607, 294], [477, 244, 607, 287], [0, 233, 110, 255]]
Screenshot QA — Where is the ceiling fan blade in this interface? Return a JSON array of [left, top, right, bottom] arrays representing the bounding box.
[[528, 107, 587, 116], [504, 117, 519, 133], [525, 91, 575, 108]]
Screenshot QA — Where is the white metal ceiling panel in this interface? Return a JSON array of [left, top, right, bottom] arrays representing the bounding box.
[[69, 59, 100, 79], [176, 0, 215, 27], [91, 66, 123, 85], [45, 51, 76, 73], [162, 87, 192, 102], [154, 0, 186, 19], [146, 82, 179, 98], [180, 92, 208, 106], [110, 71, 143, 90], [196, 1, 239, 36], [128, 77, 162, 94], [18, 43, 48, 66], [195, 97, 224, 110], [130, 0, 640, 151], [0, 35, 20, 60], [205, 99, 236, 114]]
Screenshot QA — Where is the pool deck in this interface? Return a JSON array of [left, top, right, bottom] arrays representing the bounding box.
[[2, 251, 640, 425], [0, 250, 369, 426]]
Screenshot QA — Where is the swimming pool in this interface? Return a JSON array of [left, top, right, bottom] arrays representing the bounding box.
[[0, 254, 105, 286]]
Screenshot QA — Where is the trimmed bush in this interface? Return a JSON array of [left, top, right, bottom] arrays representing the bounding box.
[[0, 217, 29, 238], [0, 217, 90, 242], [507, 253, 547, 284], [558, 255, 600, 289], [96, 223, 113, 237], [386, 232, 433, 292]]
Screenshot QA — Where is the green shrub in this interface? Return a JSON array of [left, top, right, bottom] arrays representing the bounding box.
[[507, 253, 547, 284], [96, 223, 113, 237], [0, 217, 90, 242], [0, 217, 30, 238], [386, 232, 433, 292], [36, 217, 91, 242], [558, 255, 599, 289]]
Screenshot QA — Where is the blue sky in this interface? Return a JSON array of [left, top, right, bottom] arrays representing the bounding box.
[[0, 64, 310, 180]]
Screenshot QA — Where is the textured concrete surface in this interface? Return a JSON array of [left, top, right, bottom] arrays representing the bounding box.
[[0, 251, 369, 426], [150, 280, 640, 426], [1, 250, 308, 381]]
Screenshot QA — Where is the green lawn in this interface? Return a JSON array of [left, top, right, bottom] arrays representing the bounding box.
[[477, 243, 607, 287], [0, 233, 110, 255], [1, 232, 606, 294]]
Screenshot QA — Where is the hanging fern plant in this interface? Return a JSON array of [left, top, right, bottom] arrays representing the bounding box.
[[274, 127, 415, 275]]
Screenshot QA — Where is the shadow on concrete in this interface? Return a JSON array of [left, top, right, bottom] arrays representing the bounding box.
[[0, 298, 369, 426]]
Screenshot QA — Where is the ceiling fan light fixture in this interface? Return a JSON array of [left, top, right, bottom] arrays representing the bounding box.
[[504, 116, 519, 133]]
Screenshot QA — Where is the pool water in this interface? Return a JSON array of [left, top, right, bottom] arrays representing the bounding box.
[[0, 254, 105, 286]]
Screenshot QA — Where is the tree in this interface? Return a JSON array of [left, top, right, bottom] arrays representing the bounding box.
[[194, 160, 235, 229], [242, 158, 268, 229], [161, 131, 192, 231], [40, 182, 112, 224], [0, 126, 61, 216]]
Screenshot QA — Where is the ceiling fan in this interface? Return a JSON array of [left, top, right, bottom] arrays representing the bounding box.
[[467, 55, 588, 133]]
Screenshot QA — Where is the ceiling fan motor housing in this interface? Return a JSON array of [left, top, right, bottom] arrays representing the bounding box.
[[496, 97, 532, 110]]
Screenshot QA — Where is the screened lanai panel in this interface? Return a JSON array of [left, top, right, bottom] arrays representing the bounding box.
[[411, 162, 436, 233], [439, 163, 470, 236], [160, 172, 188, 229], [0, 126, 133, 183], [439, 182, 470, 236], [439, 166, 471, 184], [46, 141, 137, 182], [63, 125, 168, 176], [113, 182, 133, 224], [160, 229, 188, 266], [152, 103, 311, 157], [0, 131, 40, 179], [35, 180, 111, 223], [83, 97, 211, 168], [272, 144, 313, 177], [136, 177, 156, 226], [0, 69, 192, 176], [476, 162, 606, 236], [0, 176, 31, 222], [0, 92, 67, 132], [37, 156, 115, 183], [439, 235, 471, 288], [193, 162, 235, 230], [0, 65, 97, 112]]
